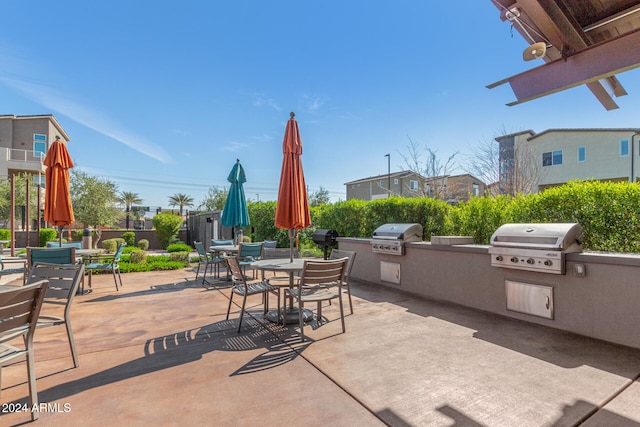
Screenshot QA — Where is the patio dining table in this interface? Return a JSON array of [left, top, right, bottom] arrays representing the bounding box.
[[250, 258, 312, 324]]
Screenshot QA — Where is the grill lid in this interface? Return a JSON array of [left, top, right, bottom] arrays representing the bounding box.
[[490, 223, 583, 252], [372, 223, 423, 242]]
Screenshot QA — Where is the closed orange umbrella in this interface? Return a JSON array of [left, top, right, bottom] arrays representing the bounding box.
[[44, 136, 75, 243], [275, 112, 311, 261]]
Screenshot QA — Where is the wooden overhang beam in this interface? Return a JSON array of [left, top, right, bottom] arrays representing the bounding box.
[[488, 26, 640, 108], [490, 0, 628, 110]]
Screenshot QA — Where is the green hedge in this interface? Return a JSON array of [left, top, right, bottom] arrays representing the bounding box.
[[245, 180, 640, 253]]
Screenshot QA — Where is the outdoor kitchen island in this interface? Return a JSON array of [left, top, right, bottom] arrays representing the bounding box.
[[337, 235, 640, 351]]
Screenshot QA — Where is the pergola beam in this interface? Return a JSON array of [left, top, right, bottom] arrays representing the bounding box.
[[488, 28, 640, 107]]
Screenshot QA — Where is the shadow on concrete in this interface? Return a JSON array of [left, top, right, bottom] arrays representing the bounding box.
[[9, 315, 308, 406], [349, 280, 640, 376]]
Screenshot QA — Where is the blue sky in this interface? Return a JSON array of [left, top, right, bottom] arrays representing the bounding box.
[[2, 1, 640, 208]]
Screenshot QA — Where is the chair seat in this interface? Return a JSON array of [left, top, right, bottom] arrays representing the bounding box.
[[86, 262, 113, 269], [232, 280, 276, 297], [0, 342, 25, 361], [286, 287, 339, 302], [0, 267, 26, 275]]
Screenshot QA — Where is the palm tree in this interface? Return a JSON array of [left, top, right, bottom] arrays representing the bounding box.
[[168, 193, 194, 216], [119, 191, 142, 230]]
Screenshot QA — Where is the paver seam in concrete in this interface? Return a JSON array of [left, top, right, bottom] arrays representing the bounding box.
[[574, 371, 640, 427]]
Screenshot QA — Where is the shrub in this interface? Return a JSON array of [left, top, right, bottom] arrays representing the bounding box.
[[119, 255, 188, 273], [101, 238, 125, 253], [169, 251, 190, 263], [129, 250, 147, 264], [122, 231, 136, 247], [40, 228, 58, 246], [153, 213, 183, 249], [102, 239, 117, 253], [0, 229, 10, 240], [137, 239, 149, 250], [167, 242, 192, 253]]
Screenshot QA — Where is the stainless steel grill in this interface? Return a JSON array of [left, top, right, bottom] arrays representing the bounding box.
[[489, 223, 583, 274], [371, 223, 423, 255]]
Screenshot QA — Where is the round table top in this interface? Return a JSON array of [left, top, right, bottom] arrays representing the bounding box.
[[76, 248, 102, 255], [209, 245, 239, 253], [250, 258, 304, 272]]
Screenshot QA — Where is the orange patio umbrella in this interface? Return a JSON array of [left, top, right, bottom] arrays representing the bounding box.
[[275, 112, 311, 261], [44, 136, 75, 244]]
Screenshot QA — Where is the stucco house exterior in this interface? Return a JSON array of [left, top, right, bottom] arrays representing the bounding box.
[[0, 114, 71, 184], [497, 128, 640, 194], [345, 171, 486, 203]]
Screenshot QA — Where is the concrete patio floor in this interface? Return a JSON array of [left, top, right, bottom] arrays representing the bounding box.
[[1, 265, 640, 426]]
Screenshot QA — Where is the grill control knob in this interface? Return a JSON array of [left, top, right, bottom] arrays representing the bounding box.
[[526, 258, 535, 264], [544, 260, 553, 266], [495, 256, 503, 261], [510, 257, 519, 263]]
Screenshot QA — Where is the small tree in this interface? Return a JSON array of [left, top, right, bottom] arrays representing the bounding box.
[[197, 186, 228, 211], [0, 173, 40, 227], [153, 213, 183, 249], [309, 186, 331, 206], [398, 136, 459, 200], [168, 193, 194, 216], [70, 170, 122, 247]]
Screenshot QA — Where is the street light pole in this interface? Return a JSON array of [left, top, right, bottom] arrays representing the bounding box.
[[385, 153, 391, 197]]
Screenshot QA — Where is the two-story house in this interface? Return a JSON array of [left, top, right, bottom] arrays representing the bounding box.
[[0, 114, 71, 185], [497, 128, 640, 194], [345, 171, 486, 203]]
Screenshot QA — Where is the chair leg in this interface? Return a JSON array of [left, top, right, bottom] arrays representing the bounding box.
[[338, 294, 346, 333], [226, 290, 234, 320], [346, 283, 353, 314], [116, 268, 123, 290], [195, 262, 201, 281], [65, 315, 79, 368], [25, 342, 39, 421], [237, 295, 248, 333], [298, 299, 305, 342], [112, 268, 119, 291]]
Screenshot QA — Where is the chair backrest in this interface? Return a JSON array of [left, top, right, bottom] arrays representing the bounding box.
[[46, 241, 83, 249], [194, 241, 207, 257], [26, 263, 84, 303], [0, 280, 48, 341], [263, 247, 298, 259], [212, 239, 234, 246], [329, 249, 357, 279], [239, 242, 264, 258], [113, 243, 126, 262], [263, 240, 277, 249], [300, 258, 348, 288], [27, 247, 76, 268], [225, 256, 246, 285]]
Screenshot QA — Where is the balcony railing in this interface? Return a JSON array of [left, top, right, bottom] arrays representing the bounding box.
[[5, 147, 45, 163]]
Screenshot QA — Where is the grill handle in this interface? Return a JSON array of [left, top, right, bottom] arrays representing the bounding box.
[[491, 241, 561, 250]]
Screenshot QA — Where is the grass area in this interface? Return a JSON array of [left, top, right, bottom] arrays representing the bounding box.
[[119, 254, 191, 273]]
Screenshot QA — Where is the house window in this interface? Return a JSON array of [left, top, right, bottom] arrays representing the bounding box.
[[394, 178, 398, 185], [472, 183, 479, 196], [577, 146, 586, 162], [542, 150, 563, 166], [620, 139, 629, 157], [379, 180, 384, 186], [33, 134, 47, 156], [410, 180, 418, 190]]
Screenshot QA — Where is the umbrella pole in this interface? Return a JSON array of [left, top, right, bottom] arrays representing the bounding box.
[[59, 226, 64, 245], [289, 228, 295, 262]]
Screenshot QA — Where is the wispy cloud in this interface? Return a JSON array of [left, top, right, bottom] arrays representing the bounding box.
[[0, 46, 172, 164], [252, 94, 281, 111], [0, 77, 173, 164], [221, 141, 249, 152], [303, 94, 324, 112]]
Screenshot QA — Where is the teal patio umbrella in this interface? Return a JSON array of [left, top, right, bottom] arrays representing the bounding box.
[[221, 159, 250, 243]]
